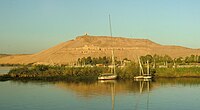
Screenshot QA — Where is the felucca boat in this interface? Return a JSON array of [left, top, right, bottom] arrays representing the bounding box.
[[98, 50, 117, 80]]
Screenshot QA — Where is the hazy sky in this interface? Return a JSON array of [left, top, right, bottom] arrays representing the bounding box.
[[0, 0, 200, 54]]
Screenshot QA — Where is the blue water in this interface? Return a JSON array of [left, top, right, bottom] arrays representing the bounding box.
[[0, 78, 200, 110]]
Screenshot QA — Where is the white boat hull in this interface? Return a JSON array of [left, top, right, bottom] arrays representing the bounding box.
[[98, 74, 117, 80], [134, 75, 152, 79]]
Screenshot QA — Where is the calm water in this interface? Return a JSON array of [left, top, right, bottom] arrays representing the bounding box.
[[1, 78, 200, 110]]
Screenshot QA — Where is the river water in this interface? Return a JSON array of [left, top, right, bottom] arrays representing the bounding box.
[[0, 78, 200, 110], [0, 68, 200, 110]]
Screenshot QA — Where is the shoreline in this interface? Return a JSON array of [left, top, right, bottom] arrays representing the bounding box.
[[1, 74, 200, 82], [1, 65, 200, 81]]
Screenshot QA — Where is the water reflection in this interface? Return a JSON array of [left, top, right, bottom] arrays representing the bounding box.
[[55, 80, 154, 98], [155, 78, 200, 86], [98, 80, 116, 110], [134, 79, 151, 110], [55, 80, 154, 110], [2, 78, 200, 110], [53, 78, 200, 110]]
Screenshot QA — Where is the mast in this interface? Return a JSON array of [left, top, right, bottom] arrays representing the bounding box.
[[112, 50, 116, 75], [109, 14, 115, 75], [109, 14, 113, 37], [138, 57, 144, 75], [147, 60, 150, 75]]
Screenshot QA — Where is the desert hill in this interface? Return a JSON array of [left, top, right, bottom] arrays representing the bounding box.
[[0, 35, 200, 65]]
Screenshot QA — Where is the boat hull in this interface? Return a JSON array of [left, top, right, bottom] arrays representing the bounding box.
[[98, 74, 117, 80], [134, 75, 152, 79]]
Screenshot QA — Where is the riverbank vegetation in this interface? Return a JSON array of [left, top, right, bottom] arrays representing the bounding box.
[[155, 67, 200, 78], [1, 54, 200, 81], [77, 54, 200, 67], [5, 65, 107, 81], [140, 54, 200, 77], [1, 64, 141, 81]]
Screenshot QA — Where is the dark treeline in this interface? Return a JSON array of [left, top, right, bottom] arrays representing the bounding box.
[[4, 65, 109, 81], [76, 54, 200, 67], [78, 56, 111, 66], [140, 54, 200, 64], [77, 56, 124, 66], [0, 64, 23, 67]]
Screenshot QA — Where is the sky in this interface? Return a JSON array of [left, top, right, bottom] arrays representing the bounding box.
[[0, 0, 200, 54]]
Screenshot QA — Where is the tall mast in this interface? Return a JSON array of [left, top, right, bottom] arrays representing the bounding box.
[[109, 14, 113, 37], [109, 14, 115, 75], [138, 57, 144, 75], [112, 50, 116, 75], [147, 60, 150, 75]]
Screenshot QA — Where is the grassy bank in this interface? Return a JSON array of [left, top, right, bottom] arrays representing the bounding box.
[[2, 64, 200, 81], [4, 65, 108, 81], [155, 67, 200, 78], [0, 63, 142, 81]]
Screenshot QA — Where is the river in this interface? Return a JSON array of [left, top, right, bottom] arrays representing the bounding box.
[[0, 68, 200, 110], [1, 78, 200, 110]]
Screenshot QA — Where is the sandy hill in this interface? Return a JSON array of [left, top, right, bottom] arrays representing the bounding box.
[[0, 35, 200, 65]]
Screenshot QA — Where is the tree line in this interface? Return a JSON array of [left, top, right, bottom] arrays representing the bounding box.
[[77, 56, 124, 66], [140, 54, 200, 64], [77, 54, 200, 67]]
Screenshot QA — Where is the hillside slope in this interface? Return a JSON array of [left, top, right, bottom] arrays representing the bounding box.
[[0, 35, 200, 65]]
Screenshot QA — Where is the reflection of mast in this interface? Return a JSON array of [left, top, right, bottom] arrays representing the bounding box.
[[135, 80, 151, 110], [139, 81, 144, 93], [99, 80, 116, 110], [147, 81, 150, 110], [111, 82, 115, 110], [138, 81, 150, 93]]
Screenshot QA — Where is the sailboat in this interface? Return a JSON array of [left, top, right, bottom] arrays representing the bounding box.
[[98, 15, 117, 80], [98, 50, 117, 80], [134, 58, 152, 80]]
